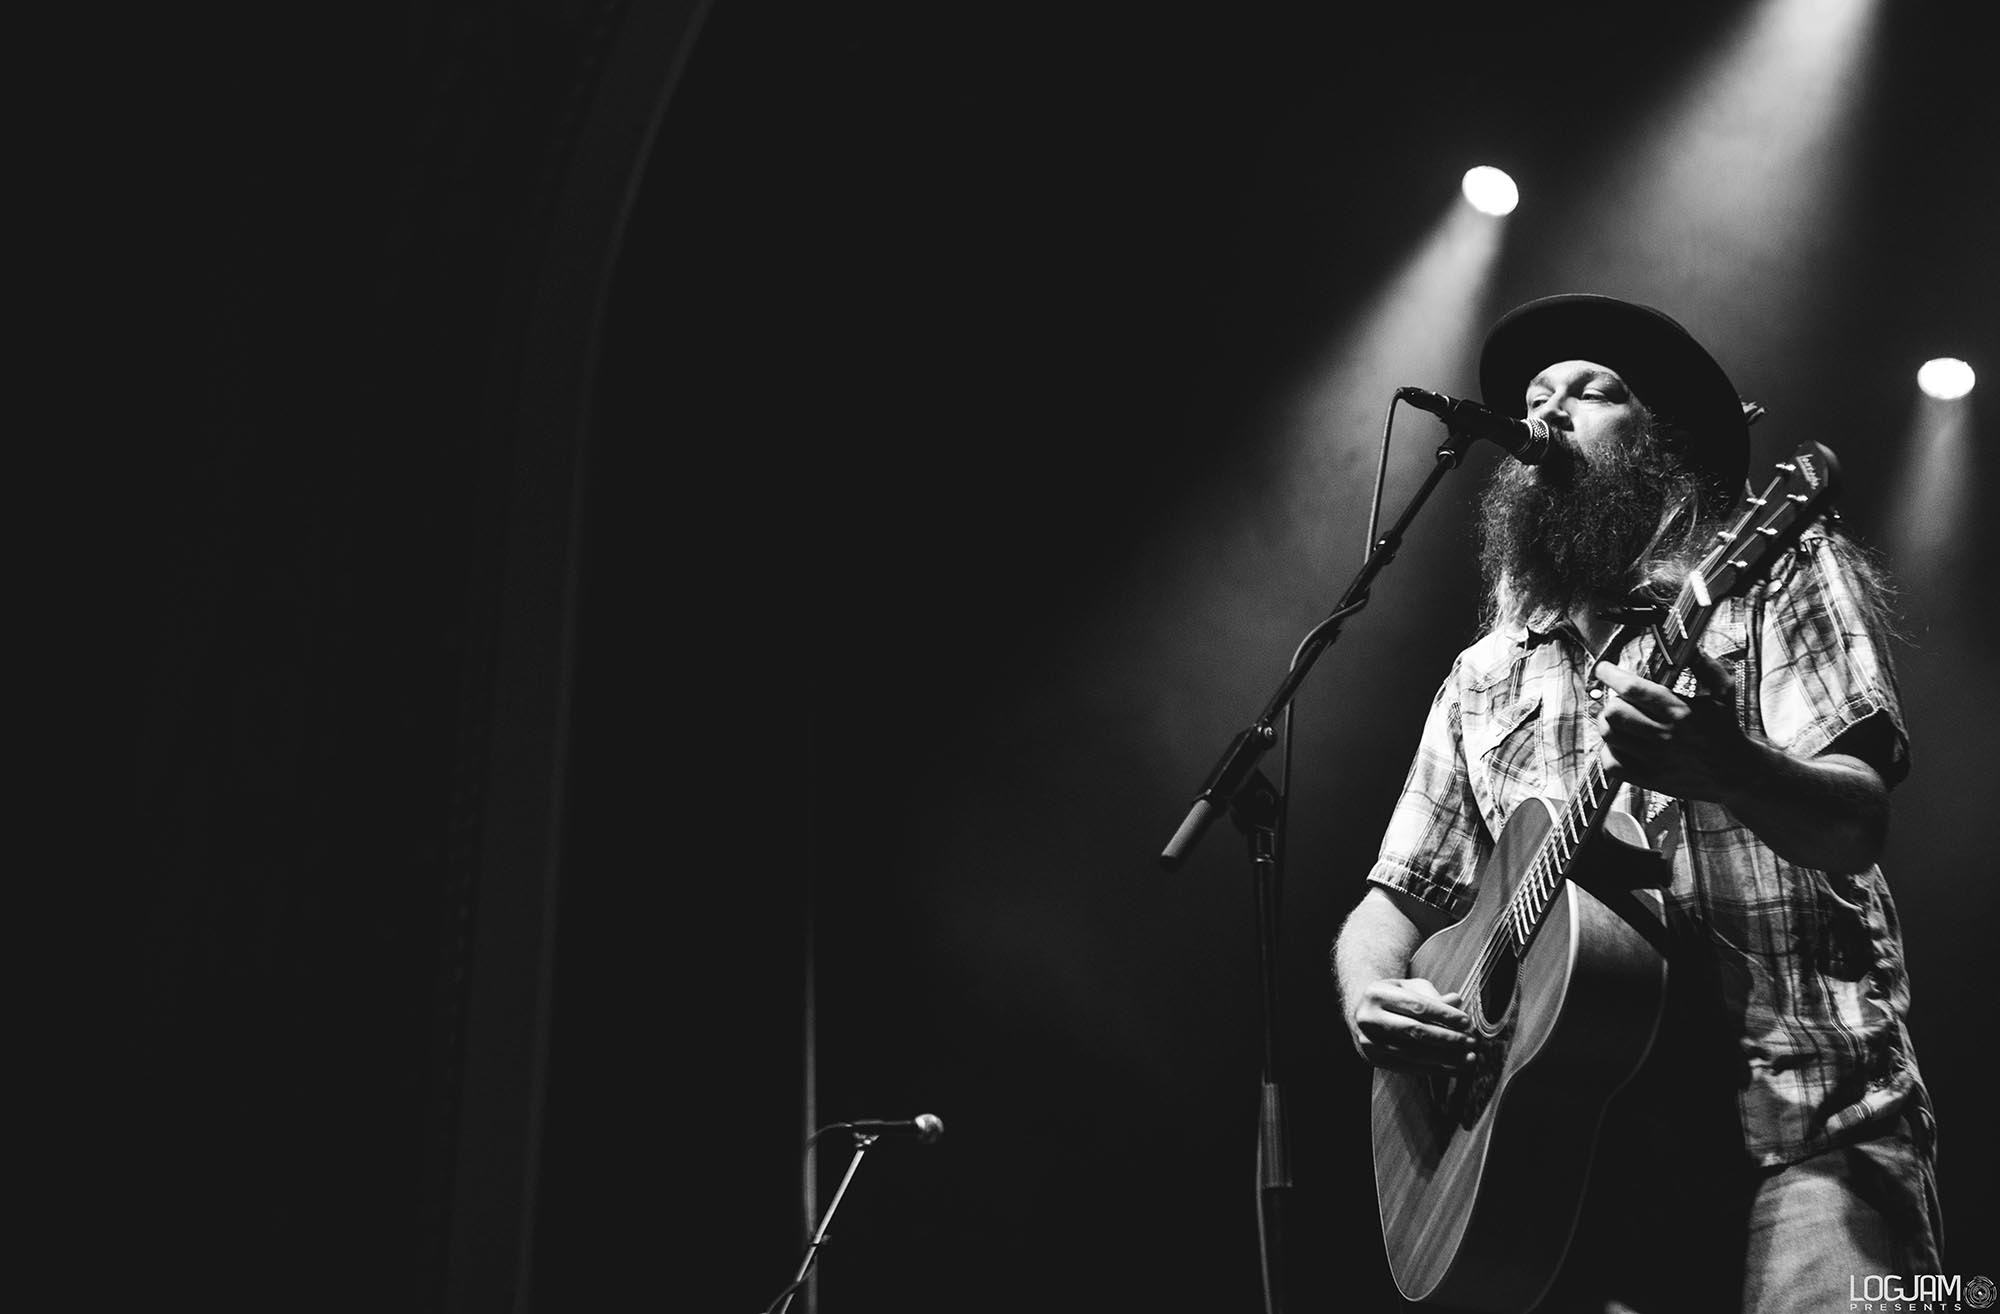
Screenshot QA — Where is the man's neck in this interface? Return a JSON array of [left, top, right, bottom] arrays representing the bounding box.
[[1566, 599, 1622, 657]]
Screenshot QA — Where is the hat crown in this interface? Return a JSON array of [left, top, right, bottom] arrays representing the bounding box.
[[1478, 293, 1749, 492]]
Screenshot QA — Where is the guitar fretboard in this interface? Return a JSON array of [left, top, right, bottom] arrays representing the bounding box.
[[1499, 757, 1617, 953]]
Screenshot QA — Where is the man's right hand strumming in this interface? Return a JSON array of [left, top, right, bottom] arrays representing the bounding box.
[[1334, 886, 1478, 1072], [1346, 976, 1478, 1073]]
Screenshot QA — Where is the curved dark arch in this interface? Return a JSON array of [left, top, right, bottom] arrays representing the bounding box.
[[444, 3, 715, 1308]]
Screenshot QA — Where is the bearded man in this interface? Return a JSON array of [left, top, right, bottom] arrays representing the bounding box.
[[1332, 295, 1940, 1313]]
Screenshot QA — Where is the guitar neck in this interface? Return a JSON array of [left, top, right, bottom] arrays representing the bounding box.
[[1639, 585, 1719, 691]]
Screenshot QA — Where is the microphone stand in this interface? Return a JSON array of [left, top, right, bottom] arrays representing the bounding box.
[[764, 1132, 878, 1314], [1159, 409, 1485, 1314]]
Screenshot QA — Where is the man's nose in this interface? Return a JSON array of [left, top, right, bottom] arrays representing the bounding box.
[[1528, 399, 1572, 430]]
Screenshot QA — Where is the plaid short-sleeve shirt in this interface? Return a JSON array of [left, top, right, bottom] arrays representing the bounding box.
[[1366, 530, 1928, 1167]]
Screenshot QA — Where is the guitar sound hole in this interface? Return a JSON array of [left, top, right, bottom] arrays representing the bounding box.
[[1478, 948, 1519, 1028]]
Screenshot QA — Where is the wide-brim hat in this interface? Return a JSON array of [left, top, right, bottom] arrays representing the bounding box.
[[1478, 293, 1749, 492]]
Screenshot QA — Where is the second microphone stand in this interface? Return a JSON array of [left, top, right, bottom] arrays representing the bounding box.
[[765, 1131, 879, 1314]]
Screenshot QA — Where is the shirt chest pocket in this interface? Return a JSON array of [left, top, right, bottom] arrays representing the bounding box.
[[1461, 685, 1545, 836]]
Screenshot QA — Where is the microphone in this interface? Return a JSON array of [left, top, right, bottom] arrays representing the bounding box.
[[829, 1113, 945, 1144], [1397, 386, 1559, 466]]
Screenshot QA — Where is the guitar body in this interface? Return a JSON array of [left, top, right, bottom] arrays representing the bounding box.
[[1370, 799, 1671, 1314]]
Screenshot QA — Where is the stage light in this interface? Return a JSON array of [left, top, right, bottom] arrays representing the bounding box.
[[1461, 166, 1519, 217], [1916, 357, 1975, 400]]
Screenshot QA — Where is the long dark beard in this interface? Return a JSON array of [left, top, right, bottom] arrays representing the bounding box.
[[1476, 424, 1709, 629]]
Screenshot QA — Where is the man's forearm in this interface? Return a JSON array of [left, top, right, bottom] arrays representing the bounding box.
[[1715, 747, 1889, 872], [1334, 887, 1428, 1018]]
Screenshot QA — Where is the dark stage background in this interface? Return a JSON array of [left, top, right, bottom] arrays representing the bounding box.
[[115, 1, 1997, 1310]]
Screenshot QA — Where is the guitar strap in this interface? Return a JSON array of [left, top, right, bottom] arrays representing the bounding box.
[[1738, 568, 1769, 738], [1605, 494, 1701, 861]]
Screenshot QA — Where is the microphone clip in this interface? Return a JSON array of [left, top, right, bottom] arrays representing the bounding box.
[[1595, 602, 1667, 625]]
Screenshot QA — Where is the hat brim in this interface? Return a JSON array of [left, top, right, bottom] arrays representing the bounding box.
[[1478, 293, 1749, 492]]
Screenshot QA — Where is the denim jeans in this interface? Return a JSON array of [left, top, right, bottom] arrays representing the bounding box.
[[1533, 1105, 1942, 1314], [1738, 1106, 1943, 1314]]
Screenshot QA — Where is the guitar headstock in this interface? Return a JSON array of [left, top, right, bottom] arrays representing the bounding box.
[[1696, 441, 1842, 604]]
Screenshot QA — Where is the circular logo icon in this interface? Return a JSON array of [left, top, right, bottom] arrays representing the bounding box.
[[1967, 1274, 1996, 1310]]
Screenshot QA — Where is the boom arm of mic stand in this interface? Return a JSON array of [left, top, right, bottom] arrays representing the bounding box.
[[1159, 425, 1479, 871]]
